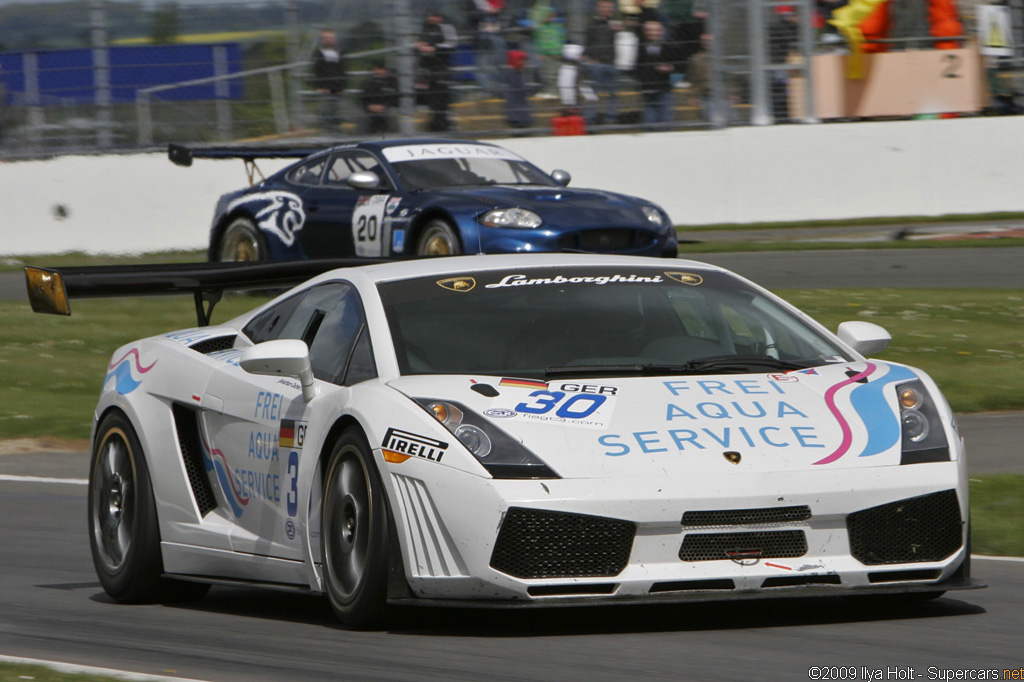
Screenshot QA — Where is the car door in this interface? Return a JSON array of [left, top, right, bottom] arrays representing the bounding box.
[[199, 282, 376, 560], [297, 151, 395, 258]]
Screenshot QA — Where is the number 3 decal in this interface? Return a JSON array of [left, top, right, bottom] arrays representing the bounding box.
[[286, 450, 298, 517]]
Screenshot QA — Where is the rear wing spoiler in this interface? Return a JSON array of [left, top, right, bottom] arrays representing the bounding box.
[[167, 143, 321, 167], [168, 143, 324, 185], [25, 259, 387, 327]]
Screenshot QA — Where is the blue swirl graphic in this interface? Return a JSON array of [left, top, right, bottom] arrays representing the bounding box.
[[103, 361, 142, 395], [850, 363, 919, 458]]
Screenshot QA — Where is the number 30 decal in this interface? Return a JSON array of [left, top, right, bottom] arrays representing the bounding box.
[[515, 390, 607, 420]]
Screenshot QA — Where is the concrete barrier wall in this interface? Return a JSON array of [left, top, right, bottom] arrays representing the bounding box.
[[4, 115, 1024, 256]]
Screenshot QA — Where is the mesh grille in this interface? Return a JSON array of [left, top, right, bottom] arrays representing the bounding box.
[[847, 490, 962, 565], [558, 229, 652, 252], [172, 404, 217, 516], [679, 530, 808, 562], [190, 336, 236, 354], [490, 507, 635, 579], [682, 505, 811, 527]]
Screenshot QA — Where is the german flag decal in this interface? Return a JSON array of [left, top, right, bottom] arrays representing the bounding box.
[[499, 377, 548, 390], [280, 419, 308, 449]]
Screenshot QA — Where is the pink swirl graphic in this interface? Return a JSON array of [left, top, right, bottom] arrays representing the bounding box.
[[108, 348, 157, 374], [813, 363, 877, 466]]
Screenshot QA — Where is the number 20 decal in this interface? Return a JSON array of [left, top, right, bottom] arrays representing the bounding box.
[[356, 215, 378, 242], [515, 391, 607, 419]]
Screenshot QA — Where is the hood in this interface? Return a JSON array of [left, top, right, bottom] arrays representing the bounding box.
[[387, 361, 923, 479], [428, 186, 654, 227]]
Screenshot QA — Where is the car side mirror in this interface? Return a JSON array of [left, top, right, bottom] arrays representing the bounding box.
[[837, 321, 891, 356], [347, 171, 381, 190], [240, 339, 317, 402], [550, 169, 571, 187]]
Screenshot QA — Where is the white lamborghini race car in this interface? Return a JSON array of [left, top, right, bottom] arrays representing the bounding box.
[[26, 254, 982, 628]]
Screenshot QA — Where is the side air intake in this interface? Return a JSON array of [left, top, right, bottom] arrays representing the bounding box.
[[171, 403, 217, 516]]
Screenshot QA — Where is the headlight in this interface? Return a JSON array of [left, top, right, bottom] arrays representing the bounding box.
[[479, 208, 543, 229], [416, 398, 559, 479], [641, 206, 664, 226], [896, 380, 949, 464]]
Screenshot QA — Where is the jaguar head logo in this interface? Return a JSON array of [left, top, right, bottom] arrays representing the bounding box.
[[226, 191, 307, 247]]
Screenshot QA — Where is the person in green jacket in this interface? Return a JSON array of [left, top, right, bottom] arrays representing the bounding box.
[[530, 2, 565, 98]]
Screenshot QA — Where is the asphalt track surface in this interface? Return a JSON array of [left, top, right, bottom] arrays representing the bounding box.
[[0, 470, 1020, 682], [1, 246, 1022, 680]]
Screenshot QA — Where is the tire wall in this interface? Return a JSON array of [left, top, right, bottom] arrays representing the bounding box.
[[4, 116, 1024, 256]]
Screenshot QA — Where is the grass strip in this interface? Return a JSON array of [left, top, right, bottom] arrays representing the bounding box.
[[675, 211, 1024, 232], [678, 237, 1024, 254], [0, 250, 207, 273], [0, 295, 270, 440], [2, 232, 1024, 273], [774, 288, 1024, 414], [971, 475, 1024, 557], [0, 661, 168, 682]]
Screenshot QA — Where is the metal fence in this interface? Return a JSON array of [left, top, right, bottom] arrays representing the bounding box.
[[0, 0, 1019, 158]]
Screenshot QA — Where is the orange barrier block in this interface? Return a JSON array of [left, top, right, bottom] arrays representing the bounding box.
[[551, 115, 586, 136]]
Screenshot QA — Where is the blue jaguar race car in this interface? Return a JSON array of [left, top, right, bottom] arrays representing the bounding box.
[[169, 139, 678, 262]]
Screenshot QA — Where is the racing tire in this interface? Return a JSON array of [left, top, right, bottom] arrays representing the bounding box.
[[416, 219, 461, 256], [321, 428, 391, 629], [217, 217, 267, 262], [89, 412, 209, 604]]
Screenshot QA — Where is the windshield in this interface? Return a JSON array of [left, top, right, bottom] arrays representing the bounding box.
[[382, 143, 557, 190], [378, 267, 852, 379]]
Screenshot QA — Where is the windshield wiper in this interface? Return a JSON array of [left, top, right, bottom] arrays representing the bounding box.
[[544, 364, 658, 379], [671, 355, 809, 374], [544, 356, 809, 379]]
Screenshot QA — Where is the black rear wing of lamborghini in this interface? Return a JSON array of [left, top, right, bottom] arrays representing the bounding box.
[[25, 259, 387, 327]]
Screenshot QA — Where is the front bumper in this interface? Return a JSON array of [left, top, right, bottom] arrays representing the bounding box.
[[390, 576, 984, 609], [383, 458, 975, 605]]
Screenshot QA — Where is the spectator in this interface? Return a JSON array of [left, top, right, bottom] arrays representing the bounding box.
[[636, 19, 681, 125], [558, 43, 596, 112], [769, 6, 801, 122], [504, 42, 533, 128], [311, 29, 347, 131], [467, 0, 507, 97], [686, 31, 714, 123], [360, 62, 399, 135], [584, 0, 623, 124], [530, 2, 565, 98], [620, 0, 665, 25], [416, 9, 459, 132], [672, 2, 706, 70]]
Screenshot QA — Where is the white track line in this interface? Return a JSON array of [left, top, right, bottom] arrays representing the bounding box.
[[0, 655, 210, 682], [972, 554, 1024, 563], [0, 474, 87, 485]]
